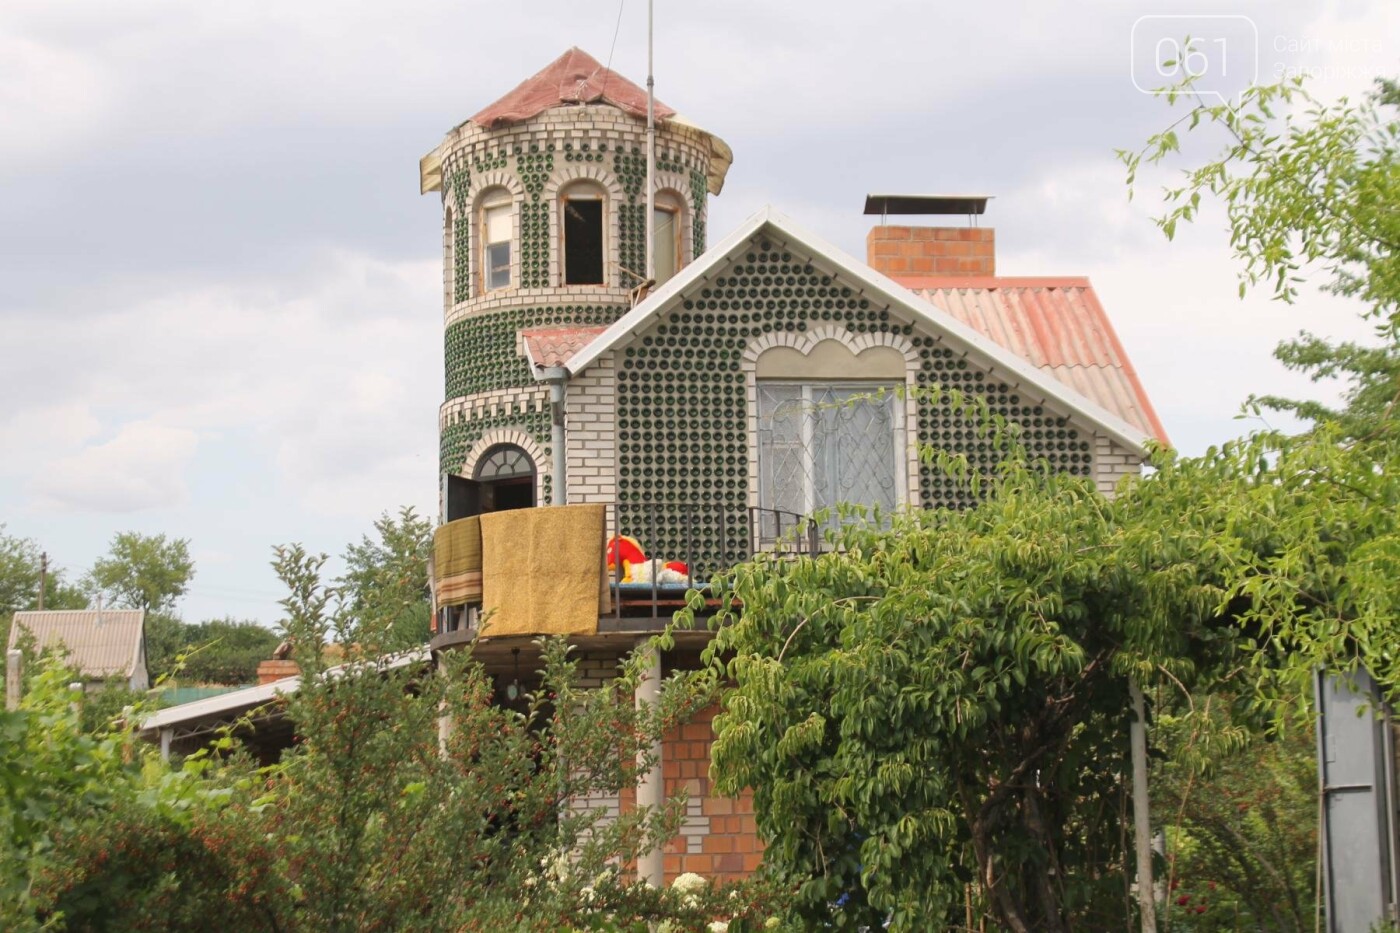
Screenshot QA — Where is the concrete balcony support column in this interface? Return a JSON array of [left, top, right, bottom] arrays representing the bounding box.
[[437, 662, 456, 758], [635, 639, 664, 886]]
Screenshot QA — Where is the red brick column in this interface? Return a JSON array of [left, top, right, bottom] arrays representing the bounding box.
[[619, 703, 765, 884]]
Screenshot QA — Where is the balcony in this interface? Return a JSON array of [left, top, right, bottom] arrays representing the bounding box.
[[430, 502, 820, 651]]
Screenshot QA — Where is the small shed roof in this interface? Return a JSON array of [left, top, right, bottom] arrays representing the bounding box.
[[140, 647, 431, 743], [8, 609, 145, 680], [522, 326, 609, 370]]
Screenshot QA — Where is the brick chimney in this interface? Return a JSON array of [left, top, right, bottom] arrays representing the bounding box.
[[257, 659, 299, 684], [866, 225, 995, 278]]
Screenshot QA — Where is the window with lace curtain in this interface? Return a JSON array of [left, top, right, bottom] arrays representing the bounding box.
[[756, 382, 903, 540]]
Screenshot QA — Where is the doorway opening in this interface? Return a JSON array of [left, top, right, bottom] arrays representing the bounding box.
[[473, 444, 537, 512]]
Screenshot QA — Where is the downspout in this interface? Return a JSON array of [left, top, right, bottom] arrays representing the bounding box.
[[540, 367, 569, 504]]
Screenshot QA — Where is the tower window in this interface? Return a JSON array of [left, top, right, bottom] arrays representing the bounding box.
[[482, 196, 513, 292], [562, 184, 605, 285], [652, 192, 683, 285]]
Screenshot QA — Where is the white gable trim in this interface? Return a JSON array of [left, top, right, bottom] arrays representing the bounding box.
[[563, 205, 1153, 458]]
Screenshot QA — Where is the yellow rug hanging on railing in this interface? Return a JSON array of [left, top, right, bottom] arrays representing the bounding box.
[[480, 504, 610, 637], [433, 517, 482, 608]]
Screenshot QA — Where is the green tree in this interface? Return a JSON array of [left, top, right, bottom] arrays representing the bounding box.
[[0, 526, 87, 649], [175, 617, 280, 685], [688, 427, 1254, 932], [336, 506, 434, 651], [1152, 699, 1317, 931], [0, 657, 150, 925], [1121, 72, 1399, 933], [1252, 333, 1400, 440], [1123, 71, 1400, 698], [0, 527, 45, 622], [141, 612, 190, 684], [4, 545, 783, 931], [85, 532, 194, 615], [1122, 77, 1400, 324]]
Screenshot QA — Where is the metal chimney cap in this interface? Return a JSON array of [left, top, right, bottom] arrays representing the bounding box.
[[864, 194, 992, 216]]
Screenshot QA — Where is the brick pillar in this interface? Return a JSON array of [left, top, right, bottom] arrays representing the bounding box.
[[257, 659, 299, 684], [635, 642, 665, 886], [867, 225, 995, 277], [660, 703, 764, 884]]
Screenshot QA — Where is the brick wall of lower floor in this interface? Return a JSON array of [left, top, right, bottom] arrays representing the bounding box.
[[619, 702, 763, 884]]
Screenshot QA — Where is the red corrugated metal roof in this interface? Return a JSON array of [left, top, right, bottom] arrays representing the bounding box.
[[522, 326, 609, 369], [470, 48, 676, 130], [895, 276, 1169, 445]]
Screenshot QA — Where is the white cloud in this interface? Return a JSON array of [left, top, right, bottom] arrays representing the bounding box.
[[0, 403, 101, 463], [34, 420, 199, 513], [0, 248, 439, 520], [0, 33, 114, 169]]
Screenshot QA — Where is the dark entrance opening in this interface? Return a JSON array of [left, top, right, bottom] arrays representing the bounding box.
[[485, 478, 534, 512], [563, 198, 604, 285]]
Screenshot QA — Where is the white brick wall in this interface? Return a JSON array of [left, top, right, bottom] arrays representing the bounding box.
[[1093, 434, 1143, 498], [565, 351, 618, 504], [564, 651, 624, 840]]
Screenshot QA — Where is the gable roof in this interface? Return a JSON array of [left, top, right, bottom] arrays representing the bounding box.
[[895, 277, 1169, 444], [562, 206, 1159, 458], [8, 609, 145, 680]]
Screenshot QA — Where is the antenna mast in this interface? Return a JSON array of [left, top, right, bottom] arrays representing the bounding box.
[[644, 0, 656, 284]]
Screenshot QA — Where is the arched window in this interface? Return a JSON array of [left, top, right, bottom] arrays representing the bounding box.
[[473, 443, 536, 512], [652, 191, 684, 285], [478, 189, 513, 293], [560, 181, 606, 285], [474, 444, 534, 481]]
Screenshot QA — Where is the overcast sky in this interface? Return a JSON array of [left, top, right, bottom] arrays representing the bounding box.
[[1, 0, 1394, 626]]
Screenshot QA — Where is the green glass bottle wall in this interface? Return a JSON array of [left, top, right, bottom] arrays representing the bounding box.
[[616, 239, 1093, 574]]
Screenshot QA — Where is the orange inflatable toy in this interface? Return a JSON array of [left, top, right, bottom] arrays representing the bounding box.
[[606, 535, 646, 581]]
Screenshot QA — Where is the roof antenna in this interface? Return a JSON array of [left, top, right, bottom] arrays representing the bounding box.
[[644, 0, 656, 286]]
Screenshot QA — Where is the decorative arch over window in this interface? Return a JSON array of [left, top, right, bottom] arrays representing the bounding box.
[[473, 444, 535, 482], [652, 190, 685, 285], [464, 442, 537, 513], [477, 187, 514, 294], [743, 327, 922, 529], [560, 180, 607, 286]]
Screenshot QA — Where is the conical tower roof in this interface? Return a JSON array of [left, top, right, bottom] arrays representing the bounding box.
[[470, 47, 676, 128], [421, 48, 732, 196]]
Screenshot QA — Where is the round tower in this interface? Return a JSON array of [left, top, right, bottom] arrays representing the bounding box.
[[421, 48, 732, 507]]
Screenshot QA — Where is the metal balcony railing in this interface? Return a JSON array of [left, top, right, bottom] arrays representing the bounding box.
[[433, 502, 827, 637], [599, 501, 824, 619]]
